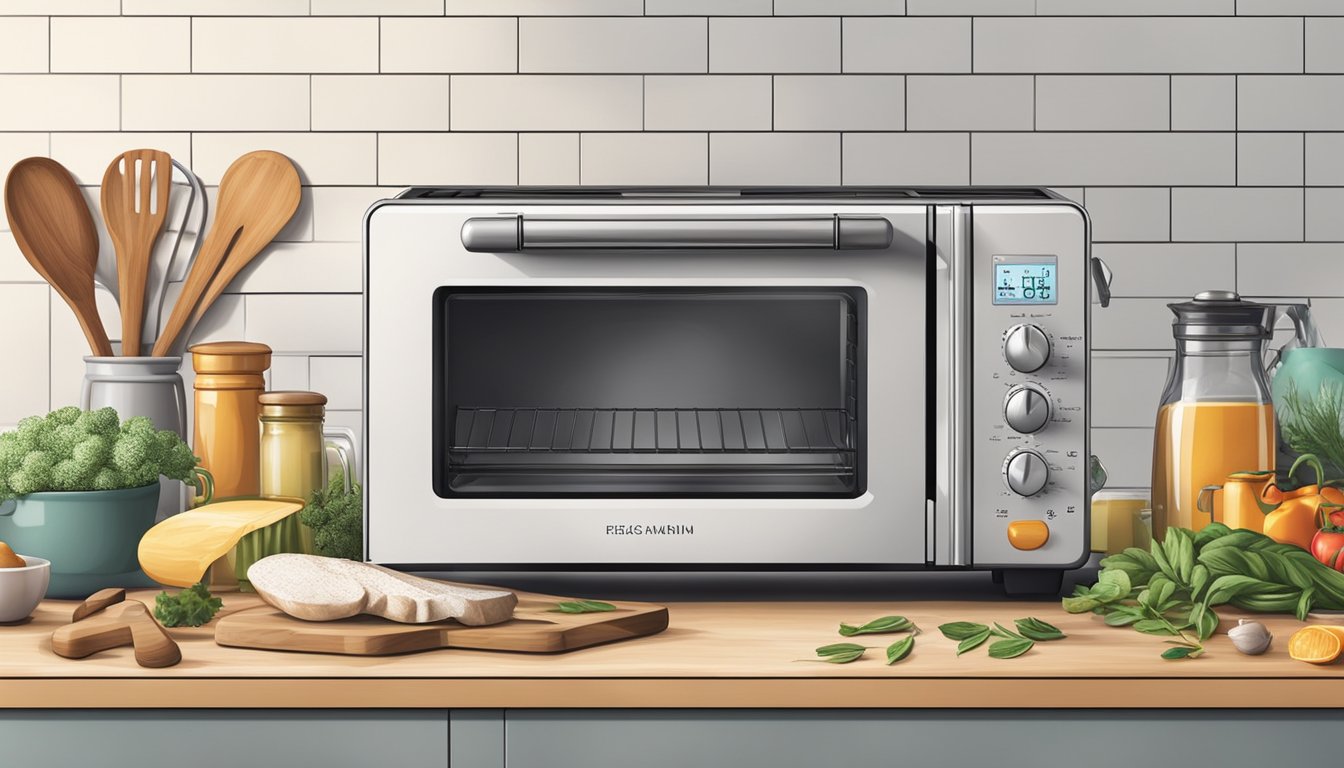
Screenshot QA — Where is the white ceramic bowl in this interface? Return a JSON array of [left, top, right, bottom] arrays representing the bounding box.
[[0, 555, 50, 623]]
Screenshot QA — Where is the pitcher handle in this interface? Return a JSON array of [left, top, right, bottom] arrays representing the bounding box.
[[1197, 485, 1221, 525], [189, 467, 214, 508], [325, 441, 353, 495]]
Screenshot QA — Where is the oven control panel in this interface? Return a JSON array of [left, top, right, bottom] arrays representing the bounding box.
[[971, 206, 1090, 568]]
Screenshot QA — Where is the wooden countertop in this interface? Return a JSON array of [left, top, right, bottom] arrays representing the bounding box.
[[3, 591, 1342, 709]]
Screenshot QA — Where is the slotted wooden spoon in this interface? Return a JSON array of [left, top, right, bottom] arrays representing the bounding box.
[[4, 157, 113, 356], [102, 149, 173, 356], [153, 150, 301, 356]]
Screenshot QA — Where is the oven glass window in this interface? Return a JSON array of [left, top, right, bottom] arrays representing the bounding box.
[[434, 289, 864, 497]]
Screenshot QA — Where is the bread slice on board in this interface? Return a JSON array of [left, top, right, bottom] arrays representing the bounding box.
[[247, 554, 517, 626]]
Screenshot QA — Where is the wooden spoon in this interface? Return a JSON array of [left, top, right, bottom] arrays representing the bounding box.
[[102, 149, 173, 356], [152, 151, 301, 357], [3, 157, 113, 356]]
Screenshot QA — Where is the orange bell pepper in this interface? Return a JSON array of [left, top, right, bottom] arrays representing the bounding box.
[[1263, 454, 1344, 551]]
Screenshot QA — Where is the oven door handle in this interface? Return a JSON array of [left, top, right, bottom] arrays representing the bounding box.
[[459, 215, 894, 252]]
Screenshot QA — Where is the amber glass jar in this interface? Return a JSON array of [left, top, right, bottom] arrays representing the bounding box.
[[190, 341, 271, 499]]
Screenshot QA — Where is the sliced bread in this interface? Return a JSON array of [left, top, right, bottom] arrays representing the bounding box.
[[247, 554, 517, 625]]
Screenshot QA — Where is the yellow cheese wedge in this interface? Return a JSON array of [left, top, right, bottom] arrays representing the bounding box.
[[137, 499, 304, 588]]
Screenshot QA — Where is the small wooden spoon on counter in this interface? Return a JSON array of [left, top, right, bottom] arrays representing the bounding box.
[[102, 149, 173, 357], [3, 157, 114, 357], [52, 600, 181, 668], [152, 150, 301, 356]]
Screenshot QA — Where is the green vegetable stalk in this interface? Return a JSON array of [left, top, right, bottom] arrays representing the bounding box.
[[1063, 523, 1344, 658], [299, 469, 363, 561], [0, 406, 204, 500], [1282, 382, 1344, 480]]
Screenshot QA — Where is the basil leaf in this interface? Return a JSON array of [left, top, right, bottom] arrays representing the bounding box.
[[1014, 617, 1066, 641], [886, 635, 915, 665], [938, 621, 989, 641], [987, 637, 1035, 659], [1103, 609, 1143, 627], [552, 600, 617, 614], [1161, 646, 1197, 660], [1098, 568, 1133, 595], [1190, 564, 1210, 600], [820, 649, 865, 664], [993, 622, 1027, 640], [1133, 619, 1177, 636], [816, 642, 867, 657], [839, 615, 913, 637], [1061, 595, 1101, 613], [1191, 605, 1219, 641], [956, 629, 992, 656]]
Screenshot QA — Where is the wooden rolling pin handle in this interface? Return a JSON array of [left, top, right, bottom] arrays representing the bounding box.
[[51, 620, 133, 660], [71, 588, 126, 623]]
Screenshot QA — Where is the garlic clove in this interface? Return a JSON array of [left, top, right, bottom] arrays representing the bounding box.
[[1227, 618, 1273, 655]]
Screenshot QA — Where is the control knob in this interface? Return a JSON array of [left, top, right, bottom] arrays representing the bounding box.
[[1004, 385, 1051, 434], [1004, 323, 1050, 373], [1004, 449, 1050, 497]]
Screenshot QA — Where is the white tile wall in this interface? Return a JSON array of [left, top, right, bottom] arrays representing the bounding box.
[[0, 6, 1339, 498]]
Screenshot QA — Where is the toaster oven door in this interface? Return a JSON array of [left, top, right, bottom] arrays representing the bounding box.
[[366, 203, 937, 567]]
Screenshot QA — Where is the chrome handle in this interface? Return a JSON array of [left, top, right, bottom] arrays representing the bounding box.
[[1090, 256, 1113, 308], [460, 215, 894, 252], [944, 205, 973, 567]]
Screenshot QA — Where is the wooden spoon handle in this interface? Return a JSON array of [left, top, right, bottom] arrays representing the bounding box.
[[51, 618, 133, 659], [151, 226, 233, 357], [71, 587, 126, 623], [69, 293, 115, 357], [124, 603, 182, 668], [50, 601, 182, 668]]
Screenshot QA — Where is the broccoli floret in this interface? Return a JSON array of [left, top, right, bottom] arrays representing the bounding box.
[[91, 467, 125, 491], [38, 423, 82, 457], [17, 451, 53, 492], [120, 415, 156, 438], [75, 407, 120, 438], [47, 406, 81, 427], [299, 470, 363, 560], [50, 459, 84, 491]]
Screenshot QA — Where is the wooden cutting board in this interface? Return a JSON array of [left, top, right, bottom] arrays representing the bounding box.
[[214, 588, 669, 656]]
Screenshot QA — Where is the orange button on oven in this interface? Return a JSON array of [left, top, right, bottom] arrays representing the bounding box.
[[1007, 520, 1050, 551]]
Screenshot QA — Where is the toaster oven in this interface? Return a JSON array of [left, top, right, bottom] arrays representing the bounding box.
[[363, 187, 1103, 593]]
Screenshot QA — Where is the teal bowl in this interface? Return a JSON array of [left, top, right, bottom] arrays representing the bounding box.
[[0, 483, 160, 599]]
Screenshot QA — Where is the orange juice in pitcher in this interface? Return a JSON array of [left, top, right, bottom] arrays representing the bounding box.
[[1151, 292, 1276, 540]]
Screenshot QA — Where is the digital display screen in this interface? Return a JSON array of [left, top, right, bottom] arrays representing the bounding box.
[[994, 256, 1058, 305]]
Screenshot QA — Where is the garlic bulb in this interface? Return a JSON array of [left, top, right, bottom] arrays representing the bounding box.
[[1228, 619, 1272, 655]]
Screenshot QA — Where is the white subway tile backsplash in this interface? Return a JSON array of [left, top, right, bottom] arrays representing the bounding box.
[[381, 18, 517, 74], [521, 18, 707, 74], [1038, 0, 1231, 13], [974, 18, 1302, 73], [1237, 133, 1304, 186], [451, 76, 642, 131], [0, 132, 49, 231], [646, 0, 769, 13], [1085, 188, 1171, 242], [1091, 356, 1170, 428], [1092, 298, 1177, 350], [51, 18, 188, 73], [268, 355, 310, 392], [1238, 244, 1344, 297], [192, 133, 377, 186], [312, 76, 451, 132], [1306, 134, 1344, 186], [179, 292, 244, 348], [1239, 1, 1344, 16], [0, 76, 118, 131], [908, 0, 1032, 14], [378, 133, 518, 186], [123, 76, 309, 131], [309, 357, 362, 410], [1307, 188, 1344, 242], [774, 76, 904, 131], [0, 0, 115, 12], [1239, 77, 1344, 130], [972, 133, 1234, 186], [0, 18, 46, 74], [773, 0, 904, 14], [444, 0, 641, 13], [227, 242, 361, 295], [1036, 77, 1169, 131], [245, 295, 362, 355], [906, 76, 1032, 131], [1171, 187, 1304, 242], [1091, 243, 1235, 297], [580, 133, 707, 185], [1307, 19, 1344, 73], [312, 0, 444, 14], [843, 18, 972, 74], [48, 133, 191, 184], [312, 187, 401, 242], [710, 18, 840, 74], [1170, 76, 1235, 130], [1091, 428, 1155, 489], [842, 133, 970, 185], [0, 237, 40, 282], [122, 0, 308, 14], [645, 76, 771, 131], [710, 133, 839, 185], [519, 133, 580, 185], [192, 18, 378, 74]]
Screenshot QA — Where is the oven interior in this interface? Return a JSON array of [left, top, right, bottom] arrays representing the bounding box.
[[433, 288, 866, 497]]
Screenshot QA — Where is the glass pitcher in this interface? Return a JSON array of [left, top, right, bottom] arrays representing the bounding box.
[[1151, 291, 1276, 539]]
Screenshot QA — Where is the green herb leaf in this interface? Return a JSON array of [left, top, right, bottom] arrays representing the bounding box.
[[1014, 617, 1066, 641], [839, 615, 913, 637], [992, 622, 1027, 640], [1133, 619, 1177, 636], [551, 600, 617, 614], [987, 637, 1035, 659], [1103, 609, 1143, 627], [956, 629, 992, 655], [816, 642, 868, 657], [1161, 646, 1198, 660], [938, 621, 989, 641], [1191, 605, 1219, 641], [818, 649, 865, 664], [885, 635, 915, 665], [153, 582, 223, 628]]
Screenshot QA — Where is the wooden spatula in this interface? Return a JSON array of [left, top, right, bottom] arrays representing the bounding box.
[[102, 149, 173, 356], [152, 151, 301, 357], [3, 157, 114, 356]]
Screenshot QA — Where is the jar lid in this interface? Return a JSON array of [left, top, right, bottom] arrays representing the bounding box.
[[1167, 291, 1273, 340], [190, 341, 272, 374], [259, 391, 328, 407]]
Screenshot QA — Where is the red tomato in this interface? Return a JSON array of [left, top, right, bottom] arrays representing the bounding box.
[[1311, 529, 1344, 571]]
